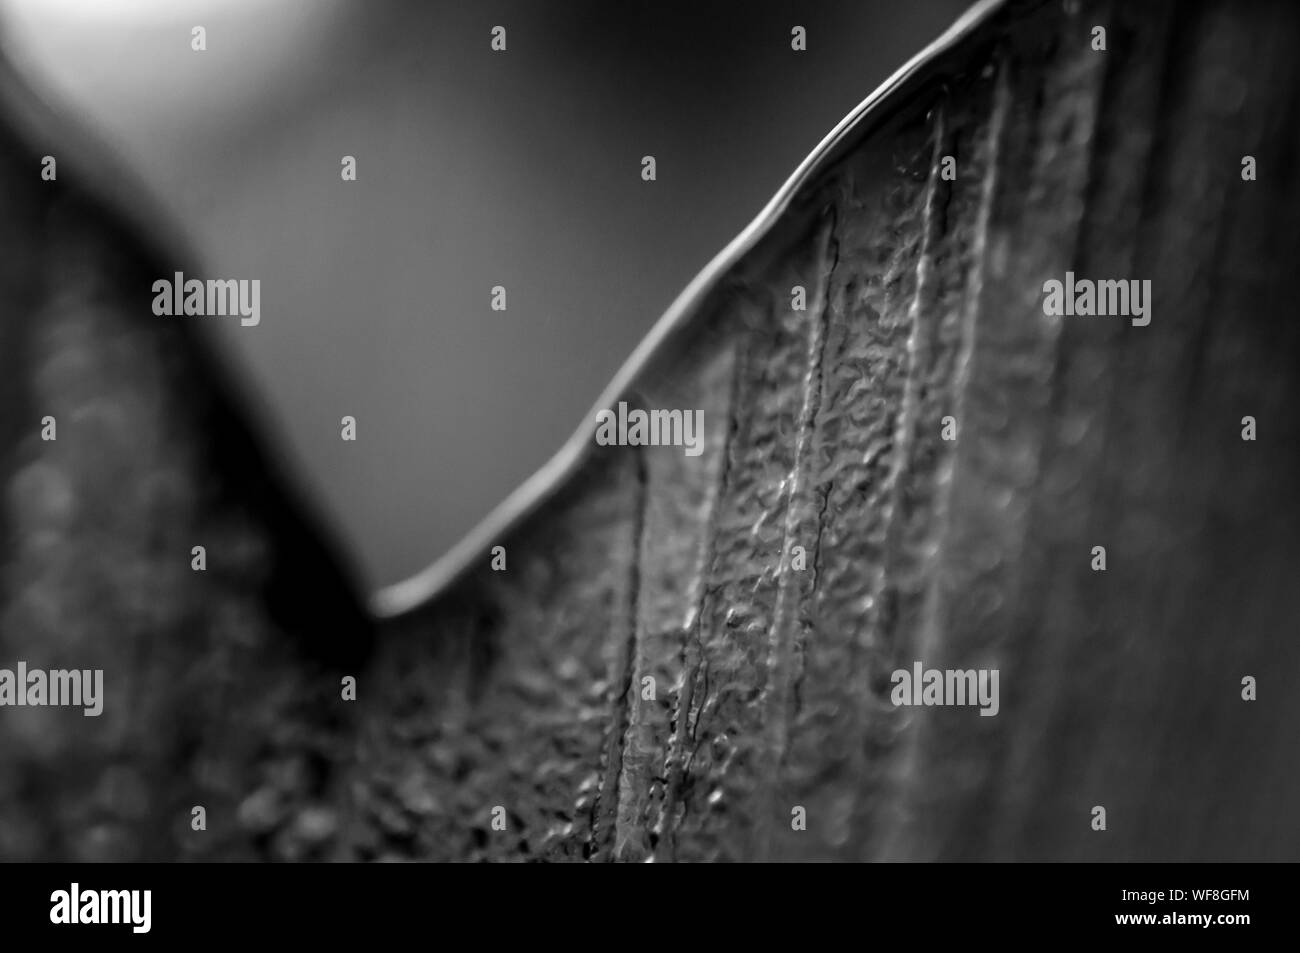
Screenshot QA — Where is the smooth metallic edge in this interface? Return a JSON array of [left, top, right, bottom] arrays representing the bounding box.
[[374, 0, 1010, 619]]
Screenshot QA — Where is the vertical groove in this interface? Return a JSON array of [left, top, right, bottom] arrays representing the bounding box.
[[755, 212, 838, 860], [886, 102, 951, 570], [893, 0, 1114, 859], [588, 449, 647, 860], [611, 347, 734, 861], [655, 339, 746, 861], [879, 53, 1013, 861], [922, 64, 1010, 646], [835, 97, 953, 858]]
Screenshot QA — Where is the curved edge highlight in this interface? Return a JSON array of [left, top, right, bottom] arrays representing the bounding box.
[[372, 0, 1010, 619]]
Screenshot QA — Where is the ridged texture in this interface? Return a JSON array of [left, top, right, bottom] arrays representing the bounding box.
[[3, 0, 1300, 861], [364, 0, 1300, 862]]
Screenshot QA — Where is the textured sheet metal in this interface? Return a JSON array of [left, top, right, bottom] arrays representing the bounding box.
[[365, 0, 1300, 862], [3, 0, 1300, 861]]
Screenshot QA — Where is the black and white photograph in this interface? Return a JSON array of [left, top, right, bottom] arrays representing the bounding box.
[[0, 0, 1294, 935]]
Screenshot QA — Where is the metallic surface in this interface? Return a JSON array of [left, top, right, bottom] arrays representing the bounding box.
[[2, 0, 1299, 860]]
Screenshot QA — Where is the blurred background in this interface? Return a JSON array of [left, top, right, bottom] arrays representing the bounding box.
[[0, 0, 968, 592]]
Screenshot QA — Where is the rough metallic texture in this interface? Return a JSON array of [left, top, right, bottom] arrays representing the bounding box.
[[3, 0, 1300, 861], [368, 0, 1300, 862]]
